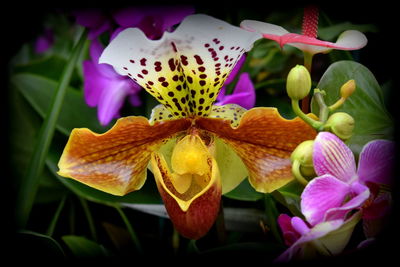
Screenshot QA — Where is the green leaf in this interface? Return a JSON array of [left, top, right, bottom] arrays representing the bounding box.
[[62, 235, 110, 258], [11, 73, 108, 136], [318, 22, 378, 41], [311, 61, 394, 155], [274, 181, 304, 217], [224, 178, 263, 202], [45, 144, 162, 205], [17, 231, 66, 258]]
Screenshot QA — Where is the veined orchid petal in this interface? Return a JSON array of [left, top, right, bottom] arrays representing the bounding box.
[[357, 139, 396, 185], [313, 132, 356, 183], [57, 117, 191, 196], [196, 107, 316, 193], [301, 174, 352, 226], [100, 14, 262, 117]]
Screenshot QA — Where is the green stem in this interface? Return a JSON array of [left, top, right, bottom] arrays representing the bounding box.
[[291, 160, 309, 186], [329, 97, 346, 112], [264, 194, 283, 244], [291, 99, 323, 130], [79, 197, 98, 242], [16, 28, 88, 228], [314, 89, 330, 123], [46, 195, 67, 236], [115, 205, 143, 253], [301, 52, 314, 113]]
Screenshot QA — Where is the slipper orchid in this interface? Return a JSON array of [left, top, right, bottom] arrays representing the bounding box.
[[58, 14, 316, 239], [240, 6, 367, 56]]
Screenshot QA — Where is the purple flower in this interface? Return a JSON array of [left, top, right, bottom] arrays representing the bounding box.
[[301, 132, 395, 226], [35, 28, 54, 54], [83, 39, 142, 126], [78, 6, 195, 125], [215, 55, 256, 109]]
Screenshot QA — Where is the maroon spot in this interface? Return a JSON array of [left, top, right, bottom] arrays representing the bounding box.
[[179, 76, 184, 82], [213, 38, 220, 44], [235, 46, 240, 50], [123, 67, 128, 70], [181, 97, 186, 104], [155, 66, 162, 72], [162, 82, 169, 87], [200, 89, 205, 94], [128, 73, 132, 76], [224, 55, 229, 61], [213, 57, 219, 61], [199, 74, 207, 79], [148, 81, 154, 85], [168, 92, 174, 97], [190, 90, 196, 97], [168, 58, 176, 71], [194, 55, 204, 65], [198, 106, 203, 111], [216, 71, 221, 75], [199, 80, 206, 86], [199, 98, 205, 104], [187, 76, 193, 84], [176, 85, 182, 91], [219, 46, 224, 51], [198, 66, 206, 72], [192, 69, 196, 75], [171, 42, 177, 52], [209, 92, 215, 98], [142, 69, 148, 75], [172, 75, 179, 81], [214, 77, 220, 82], [230, 46, 235, 50], [204, 43, 210, 48], [137, 74, 144, 79], [180, 55, 188, 66], [140, 58, 147, 66], [214, 81, 220, 87], [215, 63, 221, 67], [158, 77, 166, 82], [130, 59, 135, 63]]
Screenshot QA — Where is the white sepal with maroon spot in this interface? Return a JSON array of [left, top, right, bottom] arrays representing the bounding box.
[[100, 14, 261, 118], [208, 104, 246, 127]]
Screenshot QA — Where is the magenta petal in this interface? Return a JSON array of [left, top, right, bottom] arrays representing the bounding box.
[[276, 219, 344, 262], [83, 60, 105, 107], [324, 182, 370, 221], [278, 214, 300, 246], [301, 174, 351, 226], [112, 7, 148, 27], [73, 9, 106, 28], [97, 80, 132, 126], [216, 73, 255, 109], [89, 40, 120, 79], [363, 191, 392, 220], [291, 217, 310, 235], [224, 55, 246, 85], [313, 132, 357, 183], [357, 140, 396, 185], [158, 6, 195, 32]]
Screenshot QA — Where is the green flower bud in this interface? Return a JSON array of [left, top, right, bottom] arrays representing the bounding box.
[[291, 140, 316, 180], [324, 112, 355, 140], [340, 79, 356, 99], [286, 65, 312, 100]]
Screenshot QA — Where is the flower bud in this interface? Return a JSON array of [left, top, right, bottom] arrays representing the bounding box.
[[340, 79, 356, 99], [286, 65, 312, 100], [324, 112, 355, 140], [291, 140, 316, 178]]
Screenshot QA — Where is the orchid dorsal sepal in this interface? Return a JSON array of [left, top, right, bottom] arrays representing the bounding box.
[[329, 79, 357, 112], [323, 112, 355, 141], [291, 99, 323, 131]]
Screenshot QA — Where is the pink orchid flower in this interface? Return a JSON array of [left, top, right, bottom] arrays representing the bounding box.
[[301, 132, 395, 226], [215, 55, 256, 109], [240, 6, 367, 56], [276, 212, 361, 262]]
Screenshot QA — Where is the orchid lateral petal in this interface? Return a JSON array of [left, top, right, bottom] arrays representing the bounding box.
[[100, 14, 261, 117], [301, 174, 351, 226], [57, 117, 191, 196], [278, 214, 301, 246], [208, 104, 247, 127], [196, 107, 317, 193], [357, 139, 395, 186], [313, 132, 356, 183], [324, 181, 370, 222], [151, 147, 221, 240]]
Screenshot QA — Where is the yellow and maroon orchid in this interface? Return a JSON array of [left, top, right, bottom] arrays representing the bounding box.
[[58, 14, 316, 240]]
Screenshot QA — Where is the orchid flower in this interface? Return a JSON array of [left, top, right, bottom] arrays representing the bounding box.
[[301, 132, 395, 226], [35, 28, 54, 54], [79, 6, 195, 126], [215, 55, 256, 109], [57, 14, 316, 239], [240, 6, 367, 58], [276, 212, 362, 262]]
